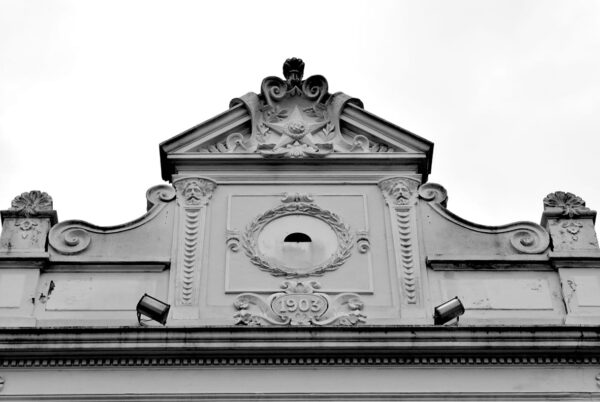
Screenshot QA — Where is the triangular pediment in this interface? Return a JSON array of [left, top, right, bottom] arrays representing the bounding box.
[[160, 58, 433, 180]]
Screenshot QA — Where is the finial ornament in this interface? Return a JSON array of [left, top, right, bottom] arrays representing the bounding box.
[[283, 57, 305, 88], [543, 191, 591, 217], [9, 190, 53, 216]]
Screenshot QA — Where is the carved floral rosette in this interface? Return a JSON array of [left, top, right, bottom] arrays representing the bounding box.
[[543, 191, 591, 217], [9, 190, 53, 216], [242, 198, 353, 277], [233, 281, 366, 326]]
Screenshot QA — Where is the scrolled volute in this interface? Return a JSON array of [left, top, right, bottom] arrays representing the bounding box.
[[261, 76, 288, 105], [146, 184, 176, 211], [508, 225, 551, 254], [418, 182, 448, 207], [49, 223, 92, 255], [302, 74, 328, 103]]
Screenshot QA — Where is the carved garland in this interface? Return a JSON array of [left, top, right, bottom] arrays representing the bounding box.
[[242, 202, 353, 277]]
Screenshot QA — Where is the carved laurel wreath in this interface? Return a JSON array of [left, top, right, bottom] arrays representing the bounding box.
[[242, 202, 353, 277]]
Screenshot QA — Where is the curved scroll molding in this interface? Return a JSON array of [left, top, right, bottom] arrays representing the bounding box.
[[417, 182, 448, 207], [418, 182, 549, 254], [49, 185, 176, 255], [146, 184, 176, 210]]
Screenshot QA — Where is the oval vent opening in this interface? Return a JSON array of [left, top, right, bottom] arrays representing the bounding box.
[[284, 232, 312, 243]]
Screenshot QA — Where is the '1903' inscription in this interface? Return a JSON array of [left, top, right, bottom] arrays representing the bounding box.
[[271, 294, 327, 320]]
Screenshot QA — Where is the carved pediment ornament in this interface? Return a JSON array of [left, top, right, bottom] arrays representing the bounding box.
[[543, 191, 591, 217], [173, 177, 217, 208], [242, 194, 353, 277], [233, 280, 366, 326], [201, 58, 394, 157]]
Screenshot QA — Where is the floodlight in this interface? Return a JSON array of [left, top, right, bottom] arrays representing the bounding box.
[[137, 294, 170, 325], [433, 297, 465, 325]]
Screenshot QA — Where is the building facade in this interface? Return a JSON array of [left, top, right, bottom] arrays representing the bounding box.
[[0, 59, 599, 400]]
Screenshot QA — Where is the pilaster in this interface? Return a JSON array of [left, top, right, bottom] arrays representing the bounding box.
[[378, 177, 426, 323], [0, 190, 57, 326], [541, 191, 600, 324], [171, 177, 217, 320]]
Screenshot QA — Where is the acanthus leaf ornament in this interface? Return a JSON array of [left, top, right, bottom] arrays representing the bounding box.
[[233, 280, 366, 326]]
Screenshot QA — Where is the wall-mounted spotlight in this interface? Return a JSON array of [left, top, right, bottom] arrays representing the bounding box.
[[433, 297, 465, 325], [137, 294, 170, 325]]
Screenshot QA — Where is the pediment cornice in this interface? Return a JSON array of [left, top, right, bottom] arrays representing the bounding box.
[[160, 58, 433, 181]]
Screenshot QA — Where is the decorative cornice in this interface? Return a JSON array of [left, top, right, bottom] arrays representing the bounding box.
[[1, 354, 599, 369], [0, 327, 599, 367]]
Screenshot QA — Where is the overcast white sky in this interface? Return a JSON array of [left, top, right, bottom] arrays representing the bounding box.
[[1, 0, 599, 227]]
